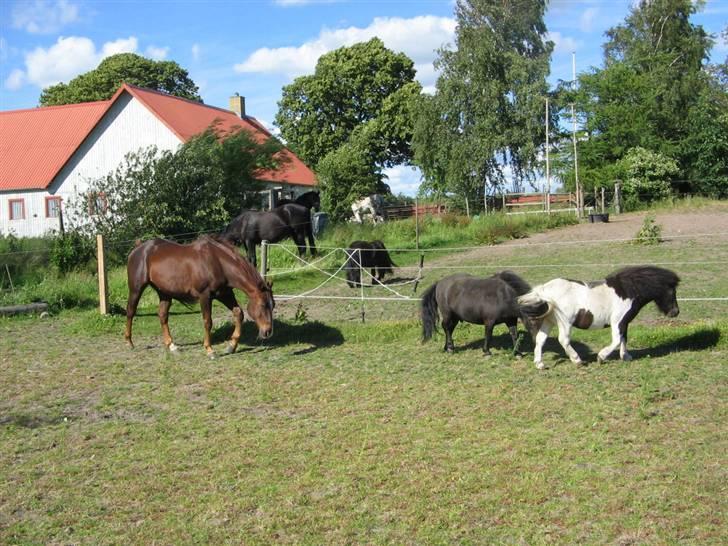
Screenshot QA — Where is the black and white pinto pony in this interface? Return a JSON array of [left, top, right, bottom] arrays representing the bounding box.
[[421, 271, 532, 356], [518, 266, 680, 369], [351, 194, 385, 223], [344, 240, 397, 288]]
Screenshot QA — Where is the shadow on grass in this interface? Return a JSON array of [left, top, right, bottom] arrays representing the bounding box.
[[211, 319, 344, 355], [0, 412, 65, 429], [629, 327, 722, 359], [460, 332, 592, 362]]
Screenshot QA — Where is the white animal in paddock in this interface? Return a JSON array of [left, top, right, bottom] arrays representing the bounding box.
[[518, 266, 680, 369], [351, 194, 385, 224]]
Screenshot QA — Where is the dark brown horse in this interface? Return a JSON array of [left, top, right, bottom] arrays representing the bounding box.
[[125, 236, 274, 358]]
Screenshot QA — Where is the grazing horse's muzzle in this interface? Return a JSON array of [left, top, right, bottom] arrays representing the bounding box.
[[259, 327, 273, 339], [667, 306, 679, 318]]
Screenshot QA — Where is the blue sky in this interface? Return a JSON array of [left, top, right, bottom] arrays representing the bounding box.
[[2, 0, 726, 195]]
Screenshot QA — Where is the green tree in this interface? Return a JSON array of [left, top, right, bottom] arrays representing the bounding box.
[[69, 125, 281, 244], [40, 53, 201, 106], [616, 147, 679, 208], [570, 0, 723, 195], [412, 0, 553, 204], [316, 142, 385, 222], [275, 38, 418, 168]]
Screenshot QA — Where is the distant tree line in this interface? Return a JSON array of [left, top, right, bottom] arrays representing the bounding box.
[[41, 0, 727, 227]]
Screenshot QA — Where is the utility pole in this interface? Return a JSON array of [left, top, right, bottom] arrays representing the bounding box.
[[545, 97, 551, 214], [571, 52, 582, 218]]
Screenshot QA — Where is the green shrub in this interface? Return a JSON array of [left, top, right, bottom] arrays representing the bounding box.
[[632, 213, 662, 245], [49, 232, 95, 274]]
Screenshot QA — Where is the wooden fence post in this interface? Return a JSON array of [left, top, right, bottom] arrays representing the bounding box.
[[614, 181, 622, 214], [415, 197, 420, 251], [96, 234, 108, 315]]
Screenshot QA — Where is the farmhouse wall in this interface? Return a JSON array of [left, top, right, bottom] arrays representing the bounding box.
[[0, 94, 181, 237]]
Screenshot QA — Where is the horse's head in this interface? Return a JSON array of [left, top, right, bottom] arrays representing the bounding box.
[[655, 284, 680, 318], [247, 280, 275, 339], [310, 191, 321, 212]]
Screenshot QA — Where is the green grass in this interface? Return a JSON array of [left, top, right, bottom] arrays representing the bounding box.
[[1, 201, 726, 543], [1, 313, 726, 544]]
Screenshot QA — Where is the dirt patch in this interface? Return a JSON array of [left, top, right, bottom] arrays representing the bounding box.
[[272, 206, 728, 322]]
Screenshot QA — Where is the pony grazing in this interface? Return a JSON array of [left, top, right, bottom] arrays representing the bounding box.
[[421, 271, 532, 356], [222, 203, 316, 267], [125, 236, 275, 358], [518, 265, 680, 369], [276, 190, 320, 211], [344, 240, 397, 288]]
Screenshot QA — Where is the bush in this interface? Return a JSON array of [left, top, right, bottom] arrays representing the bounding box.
[[617, 147, 678, 208], [50, 232, 95, 274], [632, 213, 662, 245]]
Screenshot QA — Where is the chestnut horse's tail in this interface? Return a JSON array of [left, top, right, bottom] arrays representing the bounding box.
[[421, 282, 439, 341]]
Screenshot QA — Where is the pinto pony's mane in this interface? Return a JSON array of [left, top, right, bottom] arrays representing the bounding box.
[[605, 266, 680, 302]]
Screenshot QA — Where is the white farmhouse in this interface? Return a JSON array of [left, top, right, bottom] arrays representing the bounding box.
[[0, 83, 316, 237]]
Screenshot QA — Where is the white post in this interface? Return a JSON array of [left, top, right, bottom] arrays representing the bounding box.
[[572, 52, 581, 218], [545, 97, 551, 214], [260, 240, 269, 277]]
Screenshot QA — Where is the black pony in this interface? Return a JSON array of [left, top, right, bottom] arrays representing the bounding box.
[[223, 203, 316, 267], [421, 271, 532, 356], [344, 240, 397, 288], [276, 190, 320, 211]]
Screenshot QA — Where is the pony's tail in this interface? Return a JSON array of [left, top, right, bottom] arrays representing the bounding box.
[[421, 282, 439, 341], [517, 290, 553, 320]]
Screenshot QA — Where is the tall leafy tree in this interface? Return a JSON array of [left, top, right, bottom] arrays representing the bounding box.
[[275, 38, 418, 168], [40, 53, 201, 106], [412, 0, 553, 202], [570, 0, 723, 195]]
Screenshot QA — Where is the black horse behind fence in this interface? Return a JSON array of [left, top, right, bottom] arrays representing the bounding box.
[[222, 203, 316, 267], [276, 190, 320, 211], [421, 271, 532, 356], [344, 240, 397, 288]]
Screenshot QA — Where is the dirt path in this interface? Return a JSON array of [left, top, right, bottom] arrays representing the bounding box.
[[273, 205, 728, 322]]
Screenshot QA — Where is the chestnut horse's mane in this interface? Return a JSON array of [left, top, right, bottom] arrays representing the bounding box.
[[201, 234, 268, 290]]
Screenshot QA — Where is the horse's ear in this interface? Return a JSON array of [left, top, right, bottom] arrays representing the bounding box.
[[267, 279, 273, 290]]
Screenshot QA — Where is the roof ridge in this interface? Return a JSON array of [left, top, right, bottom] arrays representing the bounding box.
[[122, 83, 238, 117], [1, 100, 111, 116]]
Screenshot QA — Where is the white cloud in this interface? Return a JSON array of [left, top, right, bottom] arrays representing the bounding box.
[[579, 7, 599, 33], [12, 0, 80, 34], [234, 15, 456, 88], [16, 35, 138, 89], [145, 45, 169, 60], [547, 31, 581, 55], [384, 165, 422, 197], [5, 69, 26, 90], [191, 43, 201, 61]]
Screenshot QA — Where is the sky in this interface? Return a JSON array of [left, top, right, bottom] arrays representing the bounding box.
[[1, 0, 727, 195]]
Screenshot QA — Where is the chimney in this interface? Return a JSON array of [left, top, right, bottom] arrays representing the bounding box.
[[229, 93, 246, 118]]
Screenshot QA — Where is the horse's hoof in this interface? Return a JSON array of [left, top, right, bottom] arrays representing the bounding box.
[[622, 353, 633, 362], [597, 356, 605, 364], [224, 344, 236, 355], [169, 343, 180, 353], [483, 351, 492, 358], [207, 352, 217, 360], [574, 359, 586, 367], [536, 361, 546, 370], [514, 353, 523, 360]]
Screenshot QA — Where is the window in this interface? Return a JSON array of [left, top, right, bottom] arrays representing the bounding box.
[[9, 199, 25, 220], [46, 196, 62, 218], [88, 192, 107, 216]]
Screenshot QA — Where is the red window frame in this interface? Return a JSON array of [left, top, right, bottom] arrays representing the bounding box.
[[9, 198, 25, 220], [46, 196, 62, 218]]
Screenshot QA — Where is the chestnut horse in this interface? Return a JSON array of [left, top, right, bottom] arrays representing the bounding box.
[[125, 236, 274, 358]]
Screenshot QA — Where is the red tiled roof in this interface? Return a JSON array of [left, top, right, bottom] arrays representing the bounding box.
[[0, 83, 316, 191], [0, 100, 110, 190], [122, 84, 316, 186]]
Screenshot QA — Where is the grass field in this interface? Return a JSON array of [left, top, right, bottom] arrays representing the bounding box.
[[2, 204, 727, 544]]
